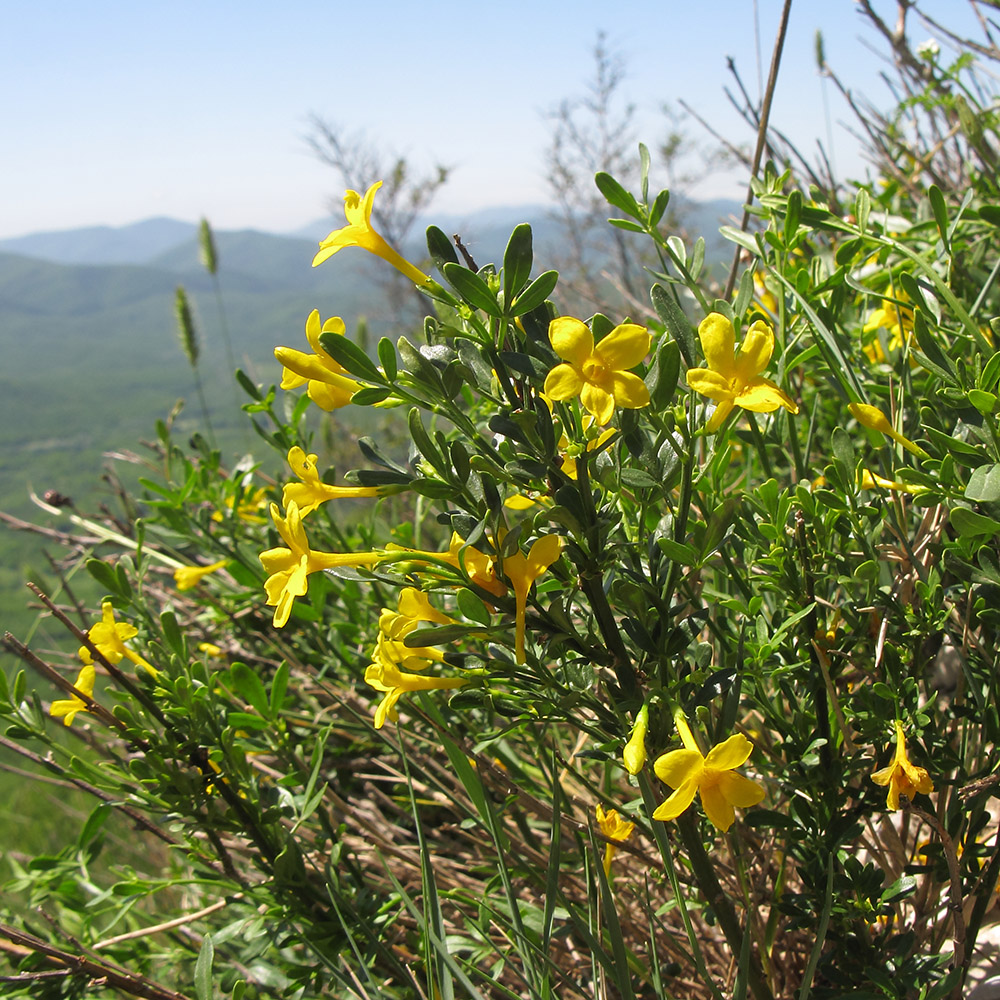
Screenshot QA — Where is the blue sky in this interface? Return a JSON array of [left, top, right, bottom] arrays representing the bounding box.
[[2, 1, 977, 239]]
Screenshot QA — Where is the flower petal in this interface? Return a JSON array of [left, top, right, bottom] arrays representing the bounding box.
[[653, 748, 704, 788], [610, 371, 651, 410], [652, 778, 700, 821], [870, 764, 895, 787], [580, 382, 614, 425], [700, 781, 736, 831], [735, 377, 798, 414], [549, 317, 594, 367], [704, 733, 754, 771], [734, 319, 774, 382], [687, 368, 734, 402], [698, 312, 736, 377], [705, 399, 735, 433], [544, 363, 584, 401], [595, 324, 650, 371], [716, 770, 766, 808]]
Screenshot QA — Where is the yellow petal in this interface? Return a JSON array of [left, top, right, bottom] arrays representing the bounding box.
[[704, 732, 754, 771], [549, 316, 594, 367], [526, 534, 563, 579], [652, 778, 700, 821], [595, 323, 650, 371], [697, 312, 736, 377], [735, 377, 798, 414], [870, 764, 895, 787], [653, 748, 704, 788], [700, 781, 736, 831], [686, 368, 734, 402], [543, 363, 584, 401], [705, 399, 735, 433], [733, 319, 774, 382], [610, 371, 651, 410], [716, 770, 765, 808], [580, 382, 614, 425]]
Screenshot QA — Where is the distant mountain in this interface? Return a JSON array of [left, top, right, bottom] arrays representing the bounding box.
[[0, 217, 197, 266]]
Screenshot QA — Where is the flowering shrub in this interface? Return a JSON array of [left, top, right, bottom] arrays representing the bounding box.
[[4, 29, 1000, 1000]]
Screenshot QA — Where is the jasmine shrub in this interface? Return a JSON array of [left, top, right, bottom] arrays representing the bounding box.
[[4, 44, 1000, 1000]]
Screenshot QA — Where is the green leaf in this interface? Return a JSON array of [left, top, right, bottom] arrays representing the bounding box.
[[979, 204, 1000, 227], [968, 389, 998, 415], [880, 875, 917, 905], [406, 624, 485, 646], [270, 661, 289, 716], [231, 662, 270, 718], [594, 172, 640, 219], [928, 184, 950, 252], [650, 283, 696, 368], [966, 464, 1000, 502], [86, 558, 122, 598], [854, 187, 870, 234], [656, 537, 698, 564], [160, 610, 185, 656], [195, 934, 214, 1000], [377, 337, 397, 382], [980, 351, 1000, 393], [407, 408, 446, 475], [442, 263, 501, 316], [349, 386, 393, 406], [950, 507, 1000, 537], [639, 142, 651, 202], [912, 309, 958, 385], [784, 189, 802, 244], [511, 270, 559, 316], [317, 331, 383, 383], [648, 189, 670, 228], [645, 339, 680, 410], [426, 225, 459, 271], [456, 588, 491, 627], [503, 224, 533, 301], [719, 225, 761, 256], [619, 468, 659, 489]]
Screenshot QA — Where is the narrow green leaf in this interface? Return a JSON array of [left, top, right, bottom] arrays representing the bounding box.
[[194, 934, 214, 1000], [270, 661, 289, 716], [503, 223, 533, 301], [719, 225, 762, 256], [594, 171, 640, 219], [231, 662, 270, 718], [426, 225, 459, 271], [377, 337, 397, 382], [650, 283, 696, 368], [784, 189, 802, 244], [511, 270, 559, 316], [86, 559, 122, 598], [442, 263, 501, 316], [855, 187, 871, 234], [317, 331, 383, 383], [646, 339, 680, 410], [928, 184, 950, 252], [639, 142, 651, 202], [649, 188, 670, 227]]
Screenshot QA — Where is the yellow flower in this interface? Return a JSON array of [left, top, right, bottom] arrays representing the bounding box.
[[80, 601, 157, 678], [281, 446, 381, 516], [849, 403, 929, 459], [260, 501, 382, 628], [753, 270, 778, 316], [174, 559, 228, 591], [313, 181, 430, 285], [275, 310, 363, 411], [652, 711, 765, 831], [50, 663, 96, 726], [871, 719, 934, 811], [543, 317, 651, 426], [364, 659, 466, 729], [387, 533, 508, 599], [211, 487, 269, 525], [500, 534, 563, 663], [623, 704, 649, 776], [198, 642, 224, 658], [686, 313, 798, 433], [858, 469, 925, 494], [596, 804, 636, 878], [373, 590, 456, 673], [864, 291, 913, 351]]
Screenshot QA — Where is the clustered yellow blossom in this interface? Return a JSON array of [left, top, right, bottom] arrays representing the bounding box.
[[686, 313, 798, 433], [313, 181, 430, 286], [275, 310, 363, 411], [543, 316, 651, 425], [500, 534, 563, 664], [595, 804, 636, 878], [653, 710, 765, 832], [365, 589, 465, 729], [863, 289, 913, 363], [871, 719, 934, 811]]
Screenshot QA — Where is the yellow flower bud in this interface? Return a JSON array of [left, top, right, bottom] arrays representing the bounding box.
[[623, 704, 649, 775]]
